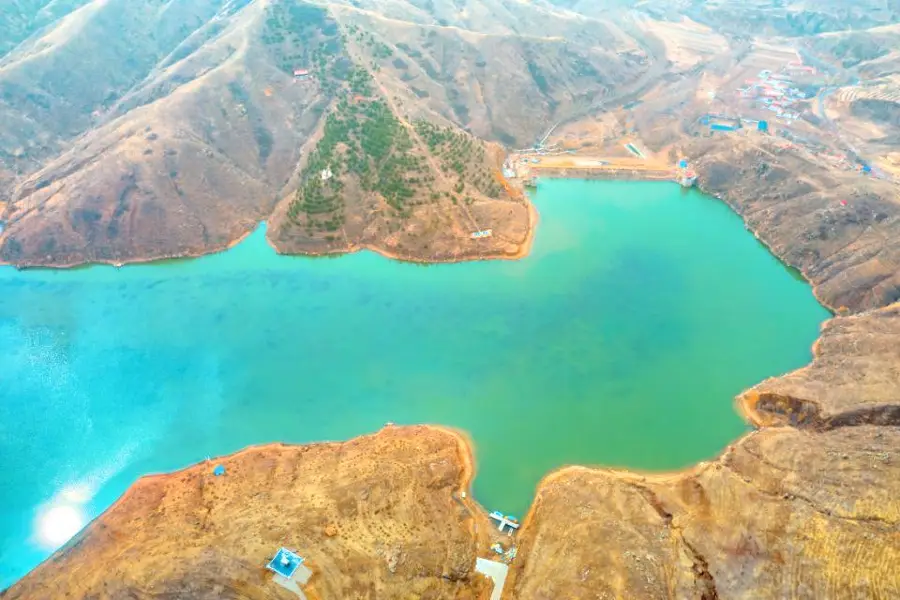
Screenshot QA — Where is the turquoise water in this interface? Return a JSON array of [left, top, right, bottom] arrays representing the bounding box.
[[0, 180, 829, 587]]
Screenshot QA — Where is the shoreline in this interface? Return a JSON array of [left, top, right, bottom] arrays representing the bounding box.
[[2, 174, 850, 590], [529, 167, 674, 181], [0, 225, 261, 271], [42, 424, 479, 564], [267, 196, 540, 266], [696, 181, 840, 315], [0, 197, 539, 270]]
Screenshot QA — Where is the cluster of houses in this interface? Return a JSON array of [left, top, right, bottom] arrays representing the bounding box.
[[736, 67, 810, 123]]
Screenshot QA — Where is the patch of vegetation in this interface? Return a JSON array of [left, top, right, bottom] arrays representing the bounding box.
[[372, 42, 393, 59], [396, 43, 422, 59], [827, 36, 889, 67], [526, 60, 550, 95], [348, 65, 374, 96], [289, 81, 431, 231], [414, 121, 502, 199], [350, 29, 393, 59], [415, 57, 441, 81], [446, 88, 470, 124], [565, 48, 599, 79], [227, 81, 274, 163], [491, 127, 517, 148], [262, 1, 342, 82], [1, 237, 23, 261], [851, 98, 900, 127]]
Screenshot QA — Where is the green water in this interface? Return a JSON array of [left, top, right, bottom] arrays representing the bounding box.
[[0, 180, 829, 587]]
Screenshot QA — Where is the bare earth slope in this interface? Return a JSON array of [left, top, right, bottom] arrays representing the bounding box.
[[0, 0, 651, 267], [3, 426, 493, 600], [690, 136, 900, 312], [509, 301, 900, 599], [4, 1, 900, 598], [0, 0, 326, 265], [510, 425, 900, 599]]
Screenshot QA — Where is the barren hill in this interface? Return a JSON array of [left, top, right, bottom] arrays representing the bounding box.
[[3, 426, 496, 599], [0, 0, 652, 267]]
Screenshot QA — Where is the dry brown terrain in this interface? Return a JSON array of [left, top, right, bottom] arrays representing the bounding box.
[[510, 423, 900, 599], [0, 0, 653, 267], [4, 1, 900, 598], [509, 299, 900, 599], [3, 426, 497, 600]]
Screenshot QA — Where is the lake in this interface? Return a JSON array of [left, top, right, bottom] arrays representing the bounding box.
[[0, 180, 829, 587]]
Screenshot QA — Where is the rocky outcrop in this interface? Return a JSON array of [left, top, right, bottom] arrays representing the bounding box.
[[741, 302, 900, 429], [508, 298, 900, 599]]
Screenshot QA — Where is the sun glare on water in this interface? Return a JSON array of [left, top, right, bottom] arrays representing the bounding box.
[[37, 505, 84, 548], [35, 488, 89, 549]]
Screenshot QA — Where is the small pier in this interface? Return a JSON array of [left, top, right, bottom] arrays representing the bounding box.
[[489, 510, 520, 533]]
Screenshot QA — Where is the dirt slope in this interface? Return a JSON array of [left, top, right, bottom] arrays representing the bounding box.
[[0, 0, 650, 267], [509, 300, 900, 599], [689, 136, 900, 312], [3, 426, 494, 600]]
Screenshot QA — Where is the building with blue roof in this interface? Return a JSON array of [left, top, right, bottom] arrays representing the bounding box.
[[265, 547, 313, 597], [267, 547, 304, 579]]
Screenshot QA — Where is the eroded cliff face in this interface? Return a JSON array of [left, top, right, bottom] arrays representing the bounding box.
[[741, 302, 900, 429], [508, 302, 900, 599], [3, 426, 492, 600]]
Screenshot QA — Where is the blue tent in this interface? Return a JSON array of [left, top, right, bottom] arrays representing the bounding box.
[[678, 159, 688, 169], [213, 464, 226, 476], [758, 120, 769, 132]]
